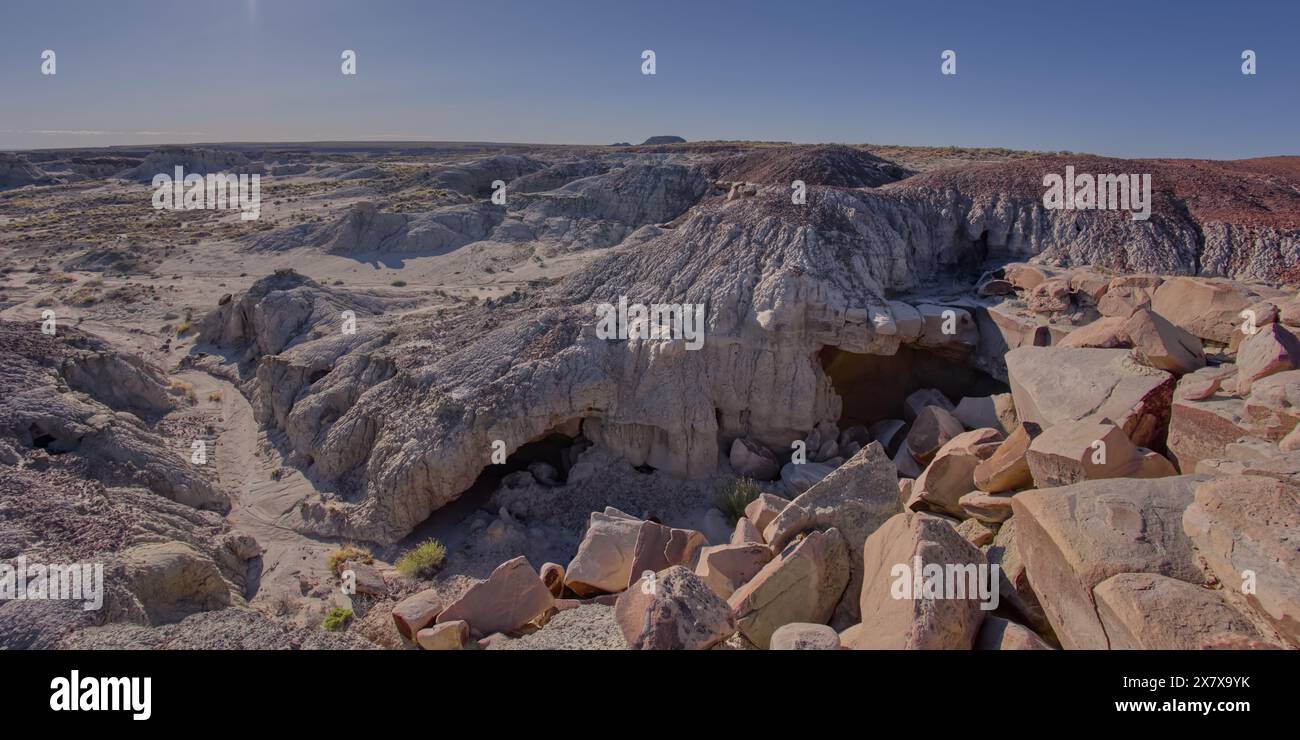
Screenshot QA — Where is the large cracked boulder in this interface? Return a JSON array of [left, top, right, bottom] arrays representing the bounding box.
[[1006, 347, 1175, 449], [436, 556, 555, 637], [841, 512, 988, 650], [728, 527, 850, 649], [762, 442, 901, 621], [1010, 476, 1207, 649], [1182, 476, 1300, 647], [1235, 322, 1300, 395], [117, 542, 232, 626], [616, 566, 735, 649]]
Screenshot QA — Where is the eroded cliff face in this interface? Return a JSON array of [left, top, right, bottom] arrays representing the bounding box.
[[197, 148, 1300, 544]]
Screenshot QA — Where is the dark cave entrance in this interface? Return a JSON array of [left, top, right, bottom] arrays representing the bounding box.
[[817, 345, 1009, 429]]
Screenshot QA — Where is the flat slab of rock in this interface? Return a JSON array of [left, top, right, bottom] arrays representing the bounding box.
[[1006, 347, 1174, 449], [1182, 475, 1300, 647], [1010, 476, 1206, 649], [616, 566, 735, 650], [1151, 276, 1254, 344], [1094, 573, 1265, 649], [437, 556, 555, 637], [843, 512, 988, 650], [728, 527, 850, 649], [763, 442, 901, 620]]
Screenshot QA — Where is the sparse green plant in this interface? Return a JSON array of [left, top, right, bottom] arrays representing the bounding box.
[[390, 279, 407, 287], [396, 539, 446, 580], [323, 607, 353, 632], [715, 476, 763, 525]]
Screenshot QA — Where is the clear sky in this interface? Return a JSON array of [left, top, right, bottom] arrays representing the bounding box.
[[1, 0, 1295, 157]]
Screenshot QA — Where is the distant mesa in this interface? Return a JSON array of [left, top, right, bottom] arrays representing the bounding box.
[[0, 152, 65, 190], [640, 135, 687, 145]]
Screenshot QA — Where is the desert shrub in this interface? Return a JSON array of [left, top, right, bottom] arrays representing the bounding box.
[[323, 607, 353, 632], [207, 391, 222, 402], [396, 539, 446, 580], [715, 477, 762, 525], [390, 279, 407, 287], [327, 544, 373, 575]]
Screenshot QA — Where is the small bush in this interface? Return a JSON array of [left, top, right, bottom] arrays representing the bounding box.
[[323, 607, 353, 632], [207, 391, 222, 403], [327, 544, 373, 575], [390, 279, 407, 287], [396, 539, 446, 580], [715, 477, 763, 525]]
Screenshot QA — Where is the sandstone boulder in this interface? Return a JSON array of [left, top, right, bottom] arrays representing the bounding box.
[[973, 421, 1041, 493], [695, 543, 773, 599], [1058, 316, 1128, 348], [728, 528, 850, 649], [908, 429, 1002, 516], [907, 405, 967, 465], [1151, 276, 1253, 344], [1010, 476, 1206, 649], [1025, 420, 1140, 487], [1236, 323, 1300, 395], [437, 556, 555, 636], [1093, 573, 1265, 650], [616, 566, 735, 650], [729, 437, 780, 481], [118, 542, 231, 626], [959, 491, 1015, 524], [564, 508, 644, 597], [730, 516, 764, 545], [763, 442, 901, 620], [1007, 347, 1174, 450], [975, 615, 1054, 650], [1123, 308, 1206, 376], [770, 623, 841, 650], [780, 461, 835, 496], [1182, 476, 1300, 647], [743, 493, 789, 533], [842, 512, 988, 649], [416, 620, 468, 650], [628, 521, 708, 579], [391, 590, 443, 641], [903, 388, 955, 423]]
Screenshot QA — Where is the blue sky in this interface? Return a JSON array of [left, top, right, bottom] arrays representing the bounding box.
[[1, 0, 1296, 157]]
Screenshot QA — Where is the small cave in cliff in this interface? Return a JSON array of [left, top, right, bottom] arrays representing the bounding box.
[[817, 345, 1008, 429]]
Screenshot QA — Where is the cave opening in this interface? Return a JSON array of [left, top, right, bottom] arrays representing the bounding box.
[[817, 345, 1009, 429]]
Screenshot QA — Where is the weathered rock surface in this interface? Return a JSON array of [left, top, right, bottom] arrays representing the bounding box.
[[770, 622, 842, 650], [1093, 573, 1265, 650], [1010, 476, 1207, 649], [762, 442, 901, 620], [436, 556, 555, 636], [616, 566, 735, 650], [843, 512, 988, 650], [1007, 347, 1174, 449], [975, 615, 1054, 650], [728, 528, 850, 649], [1182, 476, 1300, 647]]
